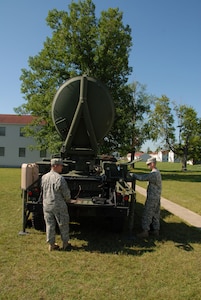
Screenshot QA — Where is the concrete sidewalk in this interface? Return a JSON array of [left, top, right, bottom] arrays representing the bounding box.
[[135, 185, 201, 230]]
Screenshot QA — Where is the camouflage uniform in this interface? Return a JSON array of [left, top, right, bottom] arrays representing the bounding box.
[[41, 170, 71, 245], [134, 169, 162, 231]]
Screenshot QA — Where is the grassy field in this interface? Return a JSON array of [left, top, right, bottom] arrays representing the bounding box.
[[0, 167, 201, 300]]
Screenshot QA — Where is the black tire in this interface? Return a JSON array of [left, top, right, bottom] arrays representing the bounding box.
[[32, 212, 46, 232]]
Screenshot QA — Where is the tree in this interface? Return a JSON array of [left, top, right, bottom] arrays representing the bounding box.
[[174, 105, 201, 170], [15, 0, 132, 155], [193, 118, 201, 163], [147, 95, 175, 146], [125, 81, 153, 162], [148, 96, 201, 170]]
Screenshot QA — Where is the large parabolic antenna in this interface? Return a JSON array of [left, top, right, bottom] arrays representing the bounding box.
[[52, 76, 115, 155]]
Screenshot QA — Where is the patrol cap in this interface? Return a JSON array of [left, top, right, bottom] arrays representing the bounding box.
[[146, 157, 156, 165], [51, 158, 63, 166]]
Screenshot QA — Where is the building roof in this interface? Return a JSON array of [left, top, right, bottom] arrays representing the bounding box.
[[135, 152, 144, 157], [0, 114, 35, 125]]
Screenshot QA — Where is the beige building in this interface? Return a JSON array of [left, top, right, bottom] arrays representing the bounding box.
[[0, 114, 48, 167]]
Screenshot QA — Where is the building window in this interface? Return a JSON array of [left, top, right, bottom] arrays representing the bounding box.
[[19, 148, 26, 157], [40, 149, 47, 158], [0, 127, 6, 136], [0, 147, 5, 156], [20, 127, 25, 137]]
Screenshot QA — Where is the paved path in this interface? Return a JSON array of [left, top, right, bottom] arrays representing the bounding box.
[[136, 185, 201, 230]]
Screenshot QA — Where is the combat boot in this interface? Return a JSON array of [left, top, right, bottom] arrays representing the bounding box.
[[62, 241, 72, 251], [49, 243, 60, 251], [137, 230, 149, 238]]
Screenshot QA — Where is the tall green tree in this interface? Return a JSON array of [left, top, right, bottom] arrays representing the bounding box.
[[174, 105, 201, 170], [125, 81, 153, 161], [147, 95, 175, 146], [148, 96, 201, 170], [15, 0, 132, 155]]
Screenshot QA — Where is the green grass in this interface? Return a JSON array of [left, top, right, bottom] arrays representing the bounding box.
[[0, 167, 201, 300]]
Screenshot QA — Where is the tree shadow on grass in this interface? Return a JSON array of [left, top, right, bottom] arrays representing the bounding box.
[[131, 204, 201, 251], [159, 208, 201, 250], [69, 202, 200, 255], [161, 172, 201, 183]]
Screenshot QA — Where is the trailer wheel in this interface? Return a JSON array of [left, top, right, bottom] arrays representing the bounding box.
[[32, 212, 46, 232]]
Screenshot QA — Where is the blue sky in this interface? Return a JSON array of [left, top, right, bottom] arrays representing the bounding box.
[[0, 0, 201, 150]]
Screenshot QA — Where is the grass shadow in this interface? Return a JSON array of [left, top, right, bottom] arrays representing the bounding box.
[[69, 217, 157, 256], [161, 173, 201, 183], [69, 202, 200, 255], [159, 207, 201, 248], [136, 202, 200, 247]]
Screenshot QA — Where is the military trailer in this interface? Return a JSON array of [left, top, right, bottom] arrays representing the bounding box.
[[20, 75, 135, 234]]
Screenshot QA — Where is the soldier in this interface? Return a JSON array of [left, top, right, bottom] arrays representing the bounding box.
[[132, 157, 162, 238], [41, 158, 71, 251]]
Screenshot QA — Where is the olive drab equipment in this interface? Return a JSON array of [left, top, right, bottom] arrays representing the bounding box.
[[20, 76, 135, 234]]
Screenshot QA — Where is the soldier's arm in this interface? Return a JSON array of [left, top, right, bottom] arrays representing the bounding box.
[[60, 177, 71, 201], [134, 172, 157, 183]]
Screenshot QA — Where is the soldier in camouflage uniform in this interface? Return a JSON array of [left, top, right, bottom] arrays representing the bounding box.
[[132, 157, 162, 238], [41, 158, 71, 251]]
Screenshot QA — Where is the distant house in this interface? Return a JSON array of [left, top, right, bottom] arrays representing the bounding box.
[[150, 150, 180, 163], [168, 150, 180, 163], [156, 150, 169, 162], [127, 152, 151, 162], [127, 149, 182, 164], [149, 151, 160, 162], [0, 114, 49, 167], [168, 150, 175, 162]]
